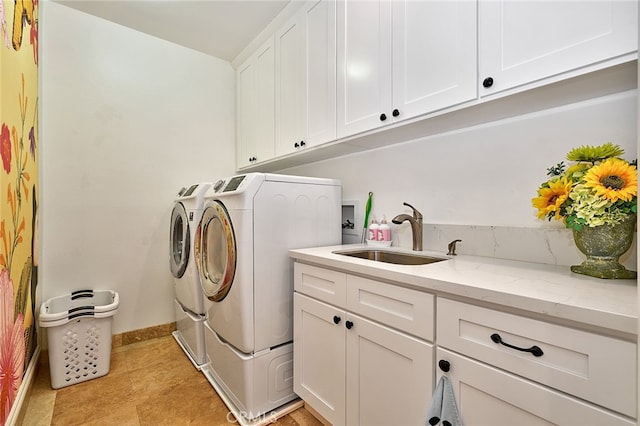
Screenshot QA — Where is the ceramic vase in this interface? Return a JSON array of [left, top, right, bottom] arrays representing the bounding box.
[[571, 214, 637, 279]]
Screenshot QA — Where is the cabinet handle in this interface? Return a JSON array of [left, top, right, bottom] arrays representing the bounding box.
[[438, 359, 450, 372], [300, 141, 306, 147], [482, 77, 494, 88], [345, 320, 354, 329], [333, 315, 341, 325], [249, 156, 257, 163], [490, 333, 544, 357], [392, 109, 400, 117], [294, 142, 300, 148], [379, 113, 387, 121]]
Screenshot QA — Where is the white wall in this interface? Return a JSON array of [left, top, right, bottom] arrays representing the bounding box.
[[282, 89, 637, 247], [40, 2, 236, 334]]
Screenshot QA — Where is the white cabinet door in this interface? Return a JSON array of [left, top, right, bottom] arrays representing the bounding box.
[[276, 13, 306, 157], [346, 313, 433, 426], [437, 348, 635, 426], [293, 293, 346, 425], [337, 0, 477, 138], [479, 0, 638, 96], [305, 0, 337, 146], [392, 0, 477, 119], [337, 0, 392, 138], [237, 57, 257, 169], [237, 37, 276, 168]]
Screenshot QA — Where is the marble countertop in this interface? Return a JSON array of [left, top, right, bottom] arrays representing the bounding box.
[[289, 244, 638, 336]]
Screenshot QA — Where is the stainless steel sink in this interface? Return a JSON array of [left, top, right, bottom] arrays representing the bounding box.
[[333, 249, 448, 265]]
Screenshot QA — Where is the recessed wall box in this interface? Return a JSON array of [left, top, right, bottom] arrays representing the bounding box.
[[342, 200, 359, 236]]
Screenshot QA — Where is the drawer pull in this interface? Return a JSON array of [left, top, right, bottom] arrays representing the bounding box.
[[490, 333, 544, 357], [438, 359, 451, 372]]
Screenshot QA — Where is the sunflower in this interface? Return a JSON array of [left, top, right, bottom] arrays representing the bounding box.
[[532, 177, 572, 220], [583, 158, 637, 203]]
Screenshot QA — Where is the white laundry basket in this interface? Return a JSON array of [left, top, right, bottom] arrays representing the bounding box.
[[39, 289, 119, 389]]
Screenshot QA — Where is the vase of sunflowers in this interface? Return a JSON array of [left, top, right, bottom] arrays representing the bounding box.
[[532, 142, 637, 279]]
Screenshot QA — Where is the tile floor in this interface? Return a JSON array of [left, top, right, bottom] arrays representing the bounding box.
[[21, 335, 322, 426]]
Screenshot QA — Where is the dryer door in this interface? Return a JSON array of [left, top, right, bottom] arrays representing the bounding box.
[[195, 200, 236, 302], [169, 202, 189, 278]]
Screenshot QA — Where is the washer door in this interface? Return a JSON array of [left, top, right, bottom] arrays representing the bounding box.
[[169, 202, 189, 278], [195, 200, 236, 302]]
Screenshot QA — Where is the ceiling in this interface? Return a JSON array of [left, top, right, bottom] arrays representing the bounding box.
[[55, 0, 290, 62]]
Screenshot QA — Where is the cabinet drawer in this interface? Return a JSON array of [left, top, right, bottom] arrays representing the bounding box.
[[437, 298, 636, 418], [437, 348, 635, 426], [294, 262, 346, 307], [347, 275, 434, 341]]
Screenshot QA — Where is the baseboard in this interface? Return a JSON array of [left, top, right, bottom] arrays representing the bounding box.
[[112, 322, 177, 348], [5, 346, 41, 426]]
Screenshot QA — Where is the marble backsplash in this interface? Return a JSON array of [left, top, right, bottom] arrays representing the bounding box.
[[402, 224, 638, 271]]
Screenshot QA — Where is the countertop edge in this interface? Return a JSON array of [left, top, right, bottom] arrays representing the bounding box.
[[290, 245, 638, 337]]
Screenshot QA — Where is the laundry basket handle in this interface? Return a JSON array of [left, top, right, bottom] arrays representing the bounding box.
[[71, 289, 94, 300]]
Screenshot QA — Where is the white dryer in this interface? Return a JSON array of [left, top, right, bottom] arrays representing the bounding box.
[[195, 173, 341, 421], [169, 182, 211, 368]]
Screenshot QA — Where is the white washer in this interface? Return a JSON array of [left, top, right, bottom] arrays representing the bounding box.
[[195, 173, 341, 421], [169, 182, 211, 368]]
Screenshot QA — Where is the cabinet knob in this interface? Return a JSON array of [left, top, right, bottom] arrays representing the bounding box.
[[438, 359, 450, 372], [392, 109, 400, 117], [482, 77, 494, 88], [379, 113, 387, 121], [345, 320, 354, 329], [300, 141, 306, 147], [333, 315, 341, 325], [294, 142, 300, 148], [249, 156, 257, 163]]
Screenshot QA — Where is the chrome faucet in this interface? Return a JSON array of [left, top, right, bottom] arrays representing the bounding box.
[[392, 202, 423, 251]]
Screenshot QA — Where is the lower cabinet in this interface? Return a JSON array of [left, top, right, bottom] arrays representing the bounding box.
[[437, 348, 635, 426], [437, 297, 637, 425], [292, 262, 638, 425], [293, 293, 434, 426]]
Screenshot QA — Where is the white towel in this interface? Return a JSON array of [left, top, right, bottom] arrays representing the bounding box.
[[426, 375, 463, 426]]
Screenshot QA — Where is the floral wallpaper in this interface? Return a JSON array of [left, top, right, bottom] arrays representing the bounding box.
[[0, 0, 38, 423]]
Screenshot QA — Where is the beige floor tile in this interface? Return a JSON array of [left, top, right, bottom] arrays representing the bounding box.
[[127, 356, 200, 401], [136, 376, 229, 426], [23, 336, 321, 426], [284, 408, 324, 426], [124, 336, 185, 372], [51, 372, 139, 426], [108, 349, 128, 375], [82, 404, 141, 426], [21, 391, 56, 426]]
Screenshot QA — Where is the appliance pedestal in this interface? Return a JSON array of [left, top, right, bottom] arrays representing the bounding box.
[[173, 299, 207, 368], [202, 322, 299, 423]]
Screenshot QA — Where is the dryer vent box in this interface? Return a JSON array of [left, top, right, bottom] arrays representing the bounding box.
[[342, 201, 358, 236]]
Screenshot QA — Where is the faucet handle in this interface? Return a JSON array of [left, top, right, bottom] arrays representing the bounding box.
[[402, 202, 423, 220], [447, 239, 462, 256]]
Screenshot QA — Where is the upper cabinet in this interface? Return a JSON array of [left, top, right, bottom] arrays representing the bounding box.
[[275, 0, 337, 158], [336, 0, 477, 138], [236, 0, 637, 171], [304, 0, 337, 147], [237, 37, 275, 168], [275, 13, 306, 157], [479, 0, 638, 96], [392, 0, 477, 119]]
